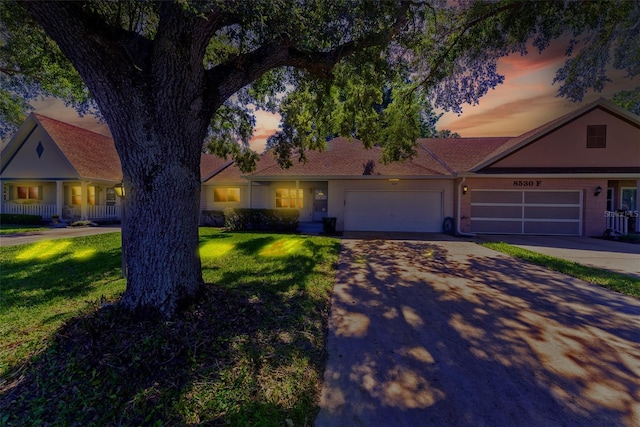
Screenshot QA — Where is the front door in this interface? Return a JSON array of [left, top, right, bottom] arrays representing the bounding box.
[[313, 188, 328, 221]]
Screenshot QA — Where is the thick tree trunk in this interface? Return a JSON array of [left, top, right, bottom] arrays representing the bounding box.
[[19, 1, 254, 318], [111, 113, 207, 317]]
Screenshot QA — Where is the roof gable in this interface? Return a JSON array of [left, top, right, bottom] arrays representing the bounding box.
[[32, 114, 123, 181], [2, 115, 250, 183], [472, 98, 640, 172], [1, 115, 78, 179]]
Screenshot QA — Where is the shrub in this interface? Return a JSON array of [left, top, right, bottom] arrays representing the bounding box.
[[69, 220, 92, 227], [223, 208, 299, 232], [201, 210, 225, 226], [270, 209, 300, 232], [0, 213, 43, 225]]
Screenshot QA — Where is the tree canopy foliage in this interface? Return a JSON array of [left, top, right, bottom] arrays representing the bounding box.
[[1, 0, 638, 317], [2, 1, 637, 155]]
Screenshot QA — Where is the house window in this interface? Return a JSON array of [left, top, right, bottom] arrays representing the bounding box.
[[276, 188, 303, 208], [620, 188, 637, 211], [87, 186, 96, 206], [214, 187, 240, 203], [587, 125, 606, 148], [17, 185, 40, 200], [106, 188, 116, 206], [71, 186, 82, 205]]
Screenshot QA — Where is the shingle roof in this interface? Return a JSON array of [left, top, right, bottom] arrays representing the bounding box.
[[34, 114, 122, 182], [208, 161, 247, 184], [200, 153, 233, 181], [249, 137, 451, 177], [35, 114, 226, 182], [418, 137, 513, 174], [31, 98, 639, 183]]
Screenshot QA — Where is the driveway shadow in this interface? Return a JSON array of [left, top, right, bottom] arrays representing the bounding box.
[[316, 239, 640, 427]]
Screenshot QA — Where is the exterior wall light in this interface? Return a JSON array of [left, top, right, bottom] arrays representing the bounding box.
[[463, 185, 468, 195], [113, 181, 126, 197], [594, 185, 602, 197]]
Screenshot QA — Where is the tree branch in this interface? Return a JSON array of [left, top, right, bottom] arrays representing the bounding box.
[[0, 67, 23, 77], [415, 1, 523, 91], [192, 4, 240, 48], [207, 1, 411, 104], [19, 1, 152, 79]]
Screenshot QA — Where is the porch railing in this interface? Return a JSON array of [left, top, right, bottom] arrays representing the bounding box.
[[606, 211, 629, 235], [1, 203, 56, 218], [1, 203, 121, 220], [87, 204, 121, 219]]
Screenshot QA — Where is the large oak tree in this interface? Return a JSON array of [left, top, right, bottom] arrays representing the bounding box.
[[2, 0, 638, 317]]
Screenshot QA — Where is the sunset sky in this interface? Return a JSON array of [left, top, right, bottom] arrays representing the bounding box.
[[30, 39, 638, 152], [436, 41, 637, 138]]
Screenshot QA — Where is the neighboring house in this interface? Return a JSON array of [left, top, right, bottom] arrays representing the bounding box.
[[1, 113, 122, 221], [3, 99, 639, 235], [203, 98, 640, 236], [0, 113, 225, 222]]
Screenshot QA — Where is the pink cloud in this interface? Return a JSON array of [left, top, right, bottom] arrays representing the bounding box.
[[438, 38, 638, 137], [499, 40, 568, 78]]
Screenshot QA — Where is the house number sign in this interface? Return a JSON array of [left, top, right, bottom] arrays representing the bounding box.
[[512, 180, 542, 187]]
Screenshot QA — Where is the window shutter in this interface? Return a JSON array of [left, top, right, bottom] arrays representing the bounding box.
[[587, 125, 606, 148]]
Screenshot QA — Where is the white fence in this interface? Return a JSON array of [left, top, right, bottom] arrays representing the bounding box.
[[2, 204, 121, 220], [1, 203, 56, 218], [605, 211, 629, 235], [87, 205, 121, 219]]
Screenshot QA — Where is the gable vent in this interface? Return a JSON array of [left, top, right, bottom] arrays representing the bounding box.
[[36, 141, 44, 158]]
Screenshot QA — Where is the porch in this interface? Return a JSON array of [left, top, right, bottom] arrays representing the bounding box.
[[605, 211, 638, 236], [1, 180, 122, 222], [605, 179, 639, 236]]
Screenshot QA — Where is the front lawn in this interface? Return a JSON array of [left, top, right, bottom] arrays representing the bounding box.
[[0, 228, 340, 426], [482, 241, 640, 299]]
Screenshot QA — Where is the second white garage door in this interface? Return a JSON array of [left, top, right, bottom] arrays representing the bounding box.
[[470, 190, 582, 235], [344, 190, 443, 232]]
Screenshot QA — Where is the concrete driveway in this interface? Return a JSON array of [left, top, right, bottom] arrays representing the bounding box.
[[316, 235, 640, 427]]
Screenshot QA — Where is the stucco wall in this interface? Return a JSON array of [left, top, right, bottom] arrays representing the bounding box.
[[200, 184, 249, 212], [459, 177, 608, 236]]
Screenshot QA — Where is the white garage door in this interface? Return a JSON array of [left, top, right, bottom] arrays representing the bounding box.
[[344, 190, 443, 232], [470, 190, 582, 235]]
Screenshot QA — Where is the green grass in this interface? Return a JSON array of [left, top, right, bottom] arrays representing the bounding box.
[[0, 228, 340, 426], [0, 225, 48, 235], [0, 233, 125, 376], [482, 241, 640, 298]]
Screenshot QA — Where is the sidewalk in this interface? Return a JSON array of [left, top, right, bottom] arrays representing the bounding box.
[[0, 225, 121, 247], [475, 235, 640, 279]]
